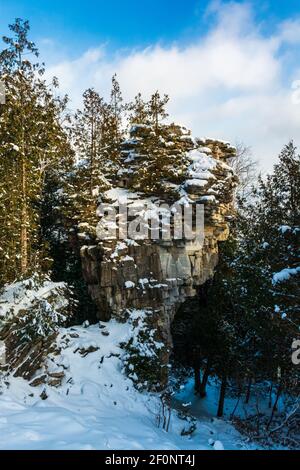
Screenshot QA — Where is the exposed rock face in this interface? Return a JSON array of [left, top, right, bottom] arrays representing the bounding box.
[[81, 238, 220, 321], [0, 126, 237, 391], [80, 127, 238, 387]]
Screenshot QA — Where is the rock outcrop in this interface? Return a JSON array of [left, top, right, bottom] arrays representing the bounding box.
[[0, 125, 237, 391], [80, 126, 238, 387]]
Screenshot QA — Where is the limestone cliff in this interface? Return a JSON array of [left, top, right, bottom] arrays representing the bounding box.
[[0, 126, 237, 390], [80, 126, 238, 387]]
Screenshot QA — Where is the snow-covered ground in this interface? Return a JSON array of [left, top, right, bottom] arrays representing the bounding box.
[[0, 320, 259, 450]]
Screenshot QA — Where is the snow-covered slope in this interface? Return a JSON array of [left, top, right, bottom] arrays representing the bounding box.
[[0, 320, 254, 450]]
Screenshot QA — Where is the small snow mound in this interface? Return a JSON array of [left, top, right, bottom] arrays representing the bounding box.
[[125, 281, 135, 289], [213, 440, 224, 450], [272, 266, 300, 285], [278, 225, 291, 234]]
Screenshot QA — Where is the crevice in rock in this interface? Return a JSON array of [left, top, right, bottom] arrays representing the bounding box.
[[170, 282, 210, 369]]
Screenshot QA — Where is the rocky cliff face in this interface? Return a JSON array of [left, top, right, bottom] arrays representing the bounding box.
[[80, 127, 238, 388], [0, 127, 237, 390]]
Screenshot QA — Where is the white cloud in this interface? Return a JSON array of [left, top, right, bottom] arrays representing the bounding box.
[[47, 47, 106, 95], [277, 19, 300, 44], [45, 1, 300, 172]]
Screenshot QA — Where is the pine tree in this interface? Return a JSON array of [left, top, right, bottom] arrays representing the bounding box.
[[127, 92, 149, 126], [122, 91, 194, 196], [0, 19, 73, 285], [148, 91, 169, 132], [72, 88, 105, 195], [130, 123, 193, 195], [189, 142, 300, 416], [104, 74, 124, 178], [66, 87, 112, 233]]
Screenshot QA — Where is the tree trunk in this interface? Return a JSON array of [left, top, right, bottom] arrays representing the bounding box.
[[194, 366, 201, 394], [230, 393, 241, 420], [217, 375, 227, 417], [19, 66, 28, 275], [268, 382, 273, 409], [199, 358, 211, 398], [90, 117, 95, 195], [20, 155, 28, 274], [245, 376, 252, 404], [267, 382, 282, 430]]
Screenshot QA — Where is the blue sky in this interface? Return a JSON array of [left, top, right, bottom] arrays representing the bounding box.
[[1, 0, 300, 58], [1, 1, 300, 170]]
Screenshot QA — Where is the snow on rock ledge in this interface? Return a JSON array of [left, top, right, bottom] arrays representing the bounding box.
[[80, 128, 238, 388]]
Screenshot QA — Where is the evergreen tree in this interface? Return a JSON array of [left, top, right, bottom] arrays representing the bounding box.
[[0, 19, 73, 285], [104, 74, 124, 177], [72, 88, 105, 194], [190, 142, 299, 416], [127, 92, 149, 126], [123, 122, 193, 196], [66, 86, 113, 233], [148, 91, 169, 131], [122, 91, 193, 196]]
